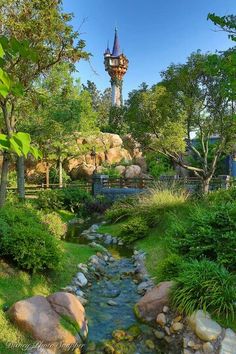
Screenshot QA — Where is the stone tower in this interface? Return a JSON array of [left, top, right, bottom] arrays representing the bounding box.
[[104, 28, 129, 107]]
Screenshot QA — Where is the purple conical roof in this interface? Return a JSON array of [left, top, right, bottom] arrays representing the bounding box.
[[112, 28, 121, 57]]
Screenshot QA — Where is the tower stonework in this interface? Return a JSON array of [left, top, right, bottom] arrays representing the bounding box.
[[104, 28, 129, 107]]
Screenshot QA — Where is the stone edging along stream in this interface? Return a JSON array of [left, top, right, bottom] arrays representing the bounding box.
[[62, 223, 236, 354]]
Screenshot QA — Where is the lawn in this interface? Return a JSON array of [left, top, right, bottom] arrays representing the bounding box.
[[0, 241, 95, 354]]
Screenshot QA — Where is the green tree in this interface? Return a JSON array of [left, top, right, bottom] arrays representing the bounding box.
[[126, 53, 236, 193], [18, 63, 98, 186], [0, 0, 89, 204], [0, 37, 41, 205], [208, 14, 236, 42], [207, 14, 236, 101], [82, 80, 111, 130]]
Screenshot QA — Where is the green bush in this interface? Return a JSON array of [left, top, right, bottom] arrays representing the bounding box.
[[171, 260, 236, 320], [120, 216, 149, 244], [61, 188, 92, 214], [0, 204, 62, 272], [156, 254, 185, 282], [206, 187, 236, 205], [38, 211, 67, 240], [36, 188, 92, 215], [146, 152, 174, 179], [37, 189, 63, 210], [100, 164, 121, 178], [172, 203, 236, 270], [85, 194, 112, 214], [105, 197, 135, 223]]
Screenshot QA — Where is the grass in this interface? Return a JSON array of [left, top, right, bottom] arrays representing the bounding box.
[[0, 241, 95, 354], [56, 209, 75, 223], [98, 223, 123, 238]]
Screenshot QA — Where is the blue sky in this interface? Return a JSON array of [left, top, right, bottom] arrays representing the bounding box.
[[63, 0, 236, 98]]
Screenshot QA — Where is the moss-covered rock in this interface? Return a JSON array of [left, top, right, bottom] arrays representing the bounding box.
[[127, 324, 142, 338]]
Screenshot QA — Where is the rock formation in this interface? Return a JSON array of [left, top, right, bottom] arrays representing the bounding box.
[[25, 132, 147, 182]]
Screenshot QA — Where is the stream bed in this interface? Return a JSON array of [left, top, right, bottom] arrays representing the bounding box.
[[66, 220, 182, 354]]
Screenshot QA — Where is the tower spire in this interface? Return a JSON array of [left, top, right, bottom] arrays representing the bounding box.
[[104, 28, 128, 107], [112, 27, 121, 57]]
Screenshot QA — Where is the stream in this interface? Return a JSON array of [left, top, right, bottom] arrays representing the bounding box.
[[66, 220, 182, 354]]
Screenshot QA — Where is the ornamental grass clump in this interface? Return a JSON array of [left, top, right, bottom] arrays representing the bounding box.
[[134, 184, 189, 226], [170, 259, 236, 321]]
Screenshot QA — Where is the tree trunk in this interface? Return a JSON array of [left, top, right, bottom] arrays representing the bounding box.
[[202, 177, 211, 194], [46, 162, 50, 188], [17, 156, 25, 201], [0, 152, 10, 207], [58, 158, 63, 188]]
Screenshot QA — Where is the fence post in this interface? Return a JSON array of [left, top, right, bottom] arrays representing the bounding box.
[[92, 174, 109, 196]]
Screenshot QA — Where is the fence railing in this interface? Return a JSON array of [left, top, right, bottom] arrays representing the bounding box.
[[101, 177, 154, 189], [7, 181, 92, 197], [6, 175, 233, 199]]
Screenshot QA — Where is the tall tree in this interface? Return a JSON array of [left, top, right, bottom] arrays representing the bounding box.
[[126, 52, 236, 193], [18, 63, 98, 186], [82, 80, 111, 130], [0, 0, 89, 204]]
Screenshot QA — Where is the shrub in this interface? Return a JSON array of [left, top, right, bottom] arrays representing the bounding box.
[[206, 187, 236, 205], [0, 204, 62, 272], [85, 195, 112, 215], [172, 203, 236, 270], [105, 197, 135, 223], [37, 189, 63, 210], [171, 260, 236, 320], [146, 152, 174, 179], [120, 216, 149, 244], [100, 164, 121, 178], [156, 254, 185, 282], [38, 211, 67, 240], [36, 188, 92, 215], [61, 188, 92, 214]]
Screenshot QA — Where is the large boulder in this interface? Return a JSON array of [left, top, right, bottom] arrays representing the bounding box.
[[134, 156, 147, 173], [8, 293, 87, 349], [47, 292, 88, 339], [125, 165, 142, 178], [106, 147, 131, 164], [123, 134, 142, 158], [109, 134, 123, 148], [115, 165, 126, 176], [135, 281, 173, 322], [72, 164, 95, 179]]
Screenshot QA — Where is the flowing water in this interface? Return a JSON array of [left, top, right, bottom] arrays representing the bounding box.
[[66, 221, 182, 354]]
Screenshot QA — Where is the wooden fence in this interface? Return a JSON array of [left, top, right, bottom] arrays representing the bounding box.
[[7, 181, 92, 198], [6, 175, 232, 198]]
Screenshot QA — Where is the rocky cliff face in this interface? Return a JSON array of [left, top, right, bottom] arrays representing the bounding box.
[[25, 132, 147, 182]]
